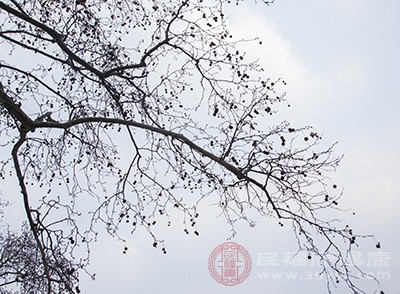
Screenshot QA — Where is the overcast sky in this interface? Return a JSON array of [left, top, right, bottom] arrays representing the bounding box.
[[2, 1, 399, 293], [74, 2, 400, 294]]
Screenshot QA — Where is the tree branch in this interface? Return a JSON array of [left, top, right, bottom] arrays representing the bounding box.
[[0, 1, 104, 77], [35, 116, 281, 217], [0, 82, 35, 131], [11, 133, 52, 294]]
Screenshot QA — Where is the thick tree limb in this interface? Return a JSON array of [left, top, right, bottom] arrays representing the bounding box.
[[35, 116, 282, 217]]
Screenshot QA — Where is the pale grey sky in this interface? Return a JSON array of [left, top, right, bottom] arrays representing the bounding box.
[[75, 2, 400, 294], [1, 1, 399, 294]]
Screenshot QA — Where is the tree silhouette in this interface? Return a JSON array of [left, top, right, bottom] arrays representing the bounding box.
[[0, 0, 381, 293]]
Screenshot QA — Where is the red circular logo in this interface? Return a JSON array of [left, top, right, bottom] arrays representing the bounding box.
[[208, 242, 252, 286]]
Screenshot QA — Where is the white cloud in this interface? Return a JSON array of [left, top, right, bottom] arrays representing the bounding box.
[[226, 8, 367, 130]]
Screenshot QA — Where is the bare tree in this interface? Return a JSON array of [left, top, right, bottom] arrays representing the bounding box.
[[0, 223, 80, 293], [0, 0, 382, 293]]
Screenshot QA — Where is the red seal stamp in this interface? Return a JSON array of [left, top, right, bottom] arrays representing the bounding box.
[[208, 242, 252, 286]]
